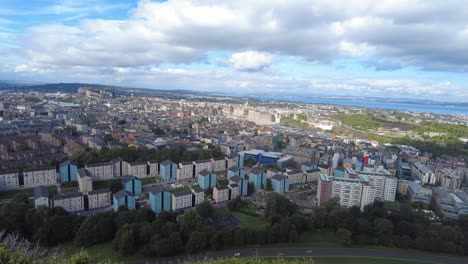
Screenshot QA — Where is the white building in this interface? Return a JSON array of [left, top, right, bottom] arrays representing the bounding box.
[[190, 186, 204, 206], [213, 186, 230, 203], [193, 160, 212, 176], [0, 172, 19, 191], [86, 163, 113, 181], [359, 167, 397, 202], [411, 162, 436, 184], [171, 190, 193, 211], [88, 188, 112, 210], [34, 185, 50, 208], [53, 192, 84, 213], [129, 162, 148, 178], [77, 168, 93, 194], [228, 184, 239, 199], [437, 168, 462, 190], [148, 162, 159, 176], [211, 158, 226, 172], [22, 167, 57, 188], [177, 162, 194, 180], [284, 169, 305, 185]]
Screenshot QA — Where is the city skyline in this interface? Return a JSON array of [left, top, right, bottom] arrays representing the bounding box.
[[1, 0, 468, 102]]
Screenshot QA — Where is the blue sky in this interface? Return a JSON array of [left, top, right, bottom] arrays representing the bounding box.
[[1, 0, 468, 102]]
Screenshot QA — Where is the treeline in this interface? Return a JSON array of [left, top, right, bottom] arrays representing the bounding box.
[[415, 121, 468, 138], [312, 199, 468, 255], [70, 145, 225, 167], [391, 137, 468, 158]]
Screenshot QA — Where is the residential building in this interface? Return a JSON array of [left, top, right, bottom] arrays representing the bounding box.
[[86, 162, 113, 181], [160, 160, 177, 181], [171, 189, 193, 211], [77, 168, 93, 194], [411, 161, 436, 184], [112, 157, 129, 177], [301, 162, 317, 172], [211, 157, 226, 172], [0, 171, 19, 191], [358, 167, 398, 202], [129, 162, 149, 178], [87, 188, 111, 210], [317, 173, 331, 206], [304, 168, 321, 182], [213, 185, 230, 203], [437, 168, 462, 190], [198, 169, 216, 190], [149, 185, 171, 214], [177, 161, 194, 180], [193, 159, 212, 176], [396, 162, 412, 180], [238, 149, 293, 169], [248, 167, 267, 190], [53, 192, 84, 213], [34, 185, 49, 208], [228, 184, 239, 200], [22, 167, 57, 188], [113, 190, 136, 212], [148, 162, 158, 176], [285, 169, 305, 185], [190, 185, 204, 206], [271, 174, 289, 193], [123, 175, 142, 196], [59, 160, 78, 182]]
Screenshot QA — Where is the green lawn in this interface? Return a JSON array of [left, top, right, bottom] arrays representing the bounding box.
[[0, 185, 57, 199], [314, 256, 433, 264], [61, 186, 79, 194], [231, 210, 266, 228], [140, 177, 156, 185], [93, 179, 119, 190], [62, 242, 145, 262]]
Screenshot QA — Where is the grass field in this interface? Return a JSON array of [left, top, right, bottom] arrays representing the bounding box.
[[231, 210, 266, 229], [0, 185, 57, 199], [61, 186, 79, 194], [140, 177, 157, 185], [258, 256, 433, 264]]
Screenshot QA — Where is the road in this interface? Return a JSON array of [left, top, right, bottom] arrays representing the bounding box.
[[135, 247, 467, 264]]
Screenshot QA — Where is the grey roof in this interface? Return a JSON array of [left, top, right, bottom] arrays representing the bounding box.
[[54, 192, 83, 200], [198, 169, 211, 176], [34, 185, 49, 199], [149, 185, 164, 195], [78, 168, 92, 178], [302, 161, 314, 167], [229, 175, 242, 182], [272, 174, 286, 181], [216, 185, 228, 190], [114, 189, 132, 199], [196, 159, 212, 163], [88, 188, 111, 195], [60, 160, 76, 167], [161, 160, 173, 166], [191, 185, 203, 192], [249, 167, 263, 175], [228, 165, 239, 172]]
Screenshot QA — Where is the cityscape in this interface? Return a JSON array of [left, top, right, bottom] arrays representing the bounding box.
[[0, 1, 468, 264]]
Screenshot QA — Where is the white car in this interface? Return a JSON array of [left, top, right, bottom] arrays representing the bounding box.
[[234, 252, 241, 257], [306, 250, 313, 253]]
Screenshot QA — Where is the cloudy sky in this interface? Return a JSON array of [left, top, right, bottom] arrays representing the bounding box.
[[1, 0, 468, 101]]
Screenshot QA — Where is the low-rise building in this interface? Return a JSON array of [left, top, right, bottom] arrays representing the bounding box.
[[437, 168, 462, 190], [431, 187, 468, 220], [407, 181, 432, 204], [34, 185, 49, 208]]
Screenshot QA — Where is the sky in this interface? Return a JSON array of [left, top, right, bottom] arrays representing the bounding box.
[[1, 0, 468, 102]]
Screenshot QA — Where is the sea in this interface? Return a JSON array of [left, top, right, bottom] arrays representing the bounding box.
[[247, 95, 468, 116]]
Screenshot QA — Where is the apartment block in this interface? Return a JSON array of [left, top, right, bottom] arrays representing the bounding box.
[[190, 185, 204, 206], [0, 171, 19, 191], [285, 169, 305, 185], [22, 167, 57, 188], [177, 161, 194, 180], [271, 174, 289, 193], [411, 161, 436, 184], [211, 157, 226, 172], [359, 167, 397, 202], [193, 159, 212, 176], [160, 160, 177, 181], [87, 188, 111, 210], [213, 185, 230, 203], [123, 175, 142, 196], [129, 162, 149, 178], [77, 168, 93, 194], [407, 181, 432, 204], [86, 162, 113, 181], [437, 168, 462, 190], [53, 192, 84, 213], [247, 167, 267, 191], [149, 185, 171, 214], [198, 169, 216, 190], [113, 190, 136, 212], [171, 190, 192, 211], [112, 157, 129, 177], [59, 160, 78, 182]]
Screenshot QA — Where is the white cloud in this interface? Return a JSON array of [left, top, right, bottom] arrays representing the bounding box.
[[229, 51, 274, 71]]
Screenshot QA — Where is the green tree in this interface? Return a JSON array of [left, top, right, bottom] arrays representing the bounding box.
[[196, 201, 214, 218], [186, 231, 208, 253], [337, 228, 352, 245]]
